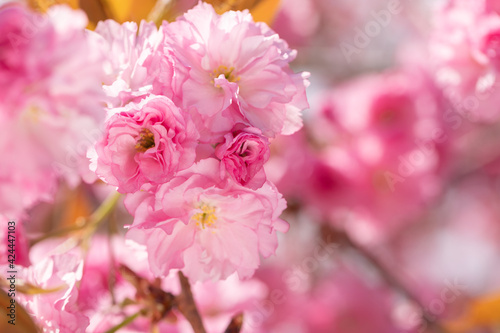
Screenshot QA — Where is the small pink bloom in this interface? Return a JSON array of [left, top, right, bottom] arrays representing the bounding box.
[[93, 19, 172, 107], [215, 127, 270, 188], [125, 158, 288, 281], [6, 243, 89, 333], [159, 2, 309, 140], [93, 95, 199, 193]]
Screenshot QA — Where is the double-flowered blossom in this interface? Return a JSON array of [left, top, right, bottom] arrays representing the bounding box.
[[88, 2, 305, 283], [158, 2, 309, 141], [215, 126, 270, 189], [125, 158, 288, 281], [93, 95, 199, 193], [93, 19, 168, 107], [0, 4, 105, 218]]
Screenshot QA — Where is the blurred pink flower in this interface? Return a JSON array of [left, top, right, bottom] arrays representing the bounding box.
[[303, 270, 400, 333], [430, 0, 500, 121], [254, 265, 400, 333], [0, 4, 106, 218], [264, 130, 316, 203], [159, 2, 309, 140], [93, 95, 199, 193], [0, 4, 103, 119], [385, 173, 500, 303], [125, 158, 288, 281], [215, 126, 270, 189], [272, 0, 320, 47], [305, 69, 449, 242], [9, 245, 88, 333]]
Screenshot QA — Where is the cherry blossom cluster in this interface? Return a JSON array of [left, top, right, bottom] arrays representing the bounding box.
[[90, 2, 309, 282], [5, 0, 500, 332], [0, 1, 309, 331]]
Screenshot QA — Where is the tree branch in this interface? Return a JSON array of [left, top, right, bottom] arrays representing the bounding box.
[[175, 271, 207, 333], [224, 312, 244, 333], [322, 226, 448, 333]]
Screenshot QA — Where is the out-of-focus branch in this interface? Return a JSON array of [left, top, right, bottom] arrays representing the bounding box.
[[322, 226, 448, 333], [175, 271, 207, 333], [224, 313, 244, 333], [148, 0, 176, 24], [119, 264, 176, 324], [118, 265, 207, 333], [30, 191, 122, 246], [104, 310, 143, 333]]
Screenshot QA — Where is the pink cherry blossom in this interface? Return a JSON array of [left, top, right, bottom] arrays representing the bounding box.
[[0, 4, 106, 218], [5, 242, 89, 333], [125, 158, 288, 281], [0, 4, 103, 118], [215, 126, 270, 189], [304, 69, 449, 242], [430, 0, 500, 122], [93, 19, 171, 108], [159, 2, 309, 140], [93, 95, 199, 193]]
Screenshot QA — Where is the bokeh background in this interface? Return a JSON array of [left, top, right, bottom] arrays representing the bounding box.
[[3, 0, 500, 332]]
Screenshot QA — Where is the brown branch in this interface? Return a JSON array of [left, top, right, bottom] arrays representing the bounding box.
[[118, 264, 175, 324], [322, 226, 448, 333], [175, 271, 207, 333], [118, 266, 207, 332], [148, 0, 177, 24], [224, 313, 244, 333]]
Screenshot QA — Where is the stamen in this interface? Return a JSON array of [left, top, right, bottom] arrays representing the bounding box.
[[135, 128, 155, 152], [192, 203, 218, 229], [210, 65, 240, 86]]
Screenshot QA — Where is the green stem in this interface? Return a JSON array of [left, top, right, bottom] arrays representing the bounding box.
[[85, 191, 122, 233], [30, 191, 122, 246], [104, 311, 142, 333], [30, 222, 85, 246]]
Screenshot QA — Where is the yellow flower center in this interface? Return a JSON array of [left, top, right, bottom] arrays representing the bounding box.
[[135, 128, 155, 152], [210, 65, 240, 86], [192, 203, 218, 229]]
